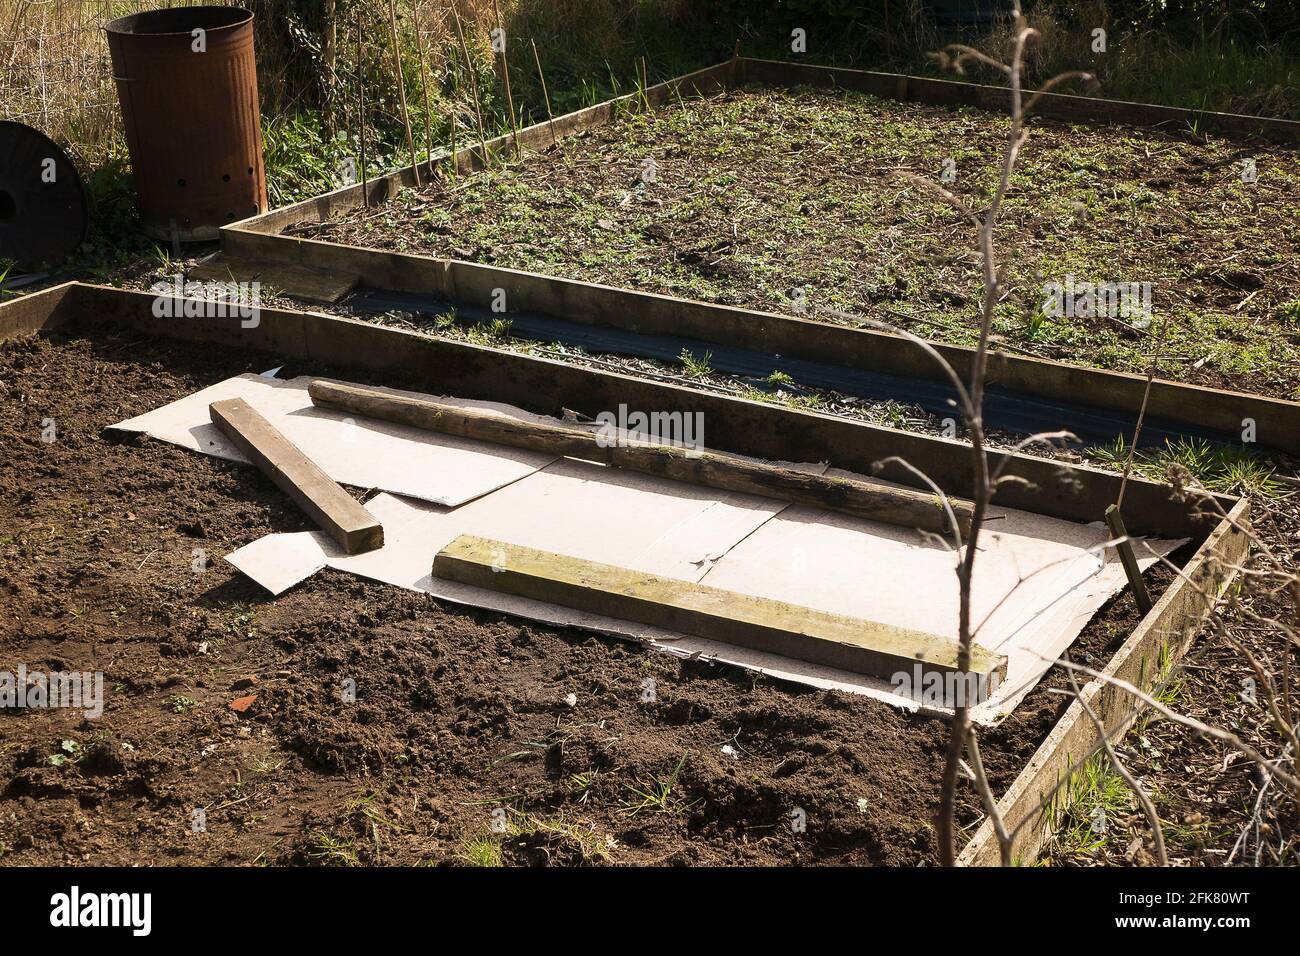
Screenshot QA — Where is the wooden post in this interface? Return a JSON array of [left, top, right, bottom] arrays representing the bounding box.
[[386, 0, 421, 187], [1105, 504, 1153, 613], [490, 0, 521, 159], [308, 380, 973, 536]]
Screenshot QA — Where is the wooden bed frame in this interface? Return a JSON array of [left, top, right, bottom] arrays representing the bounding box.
[[1, 280, 1252, 866]]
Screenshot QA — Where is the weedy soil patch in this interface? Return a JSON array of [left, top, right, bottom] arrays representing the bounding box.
[[294, 85, 1300, 401]]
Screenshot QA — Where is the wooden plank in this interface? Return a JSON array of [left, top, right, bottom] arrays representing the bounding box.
[[436, 257, 1300, 457], [0, 281, 77, 343], [219, 228, 1300, 459], [307, 379, 972, 536], [957, 498, 1249, 866], [208, 397, 383, 555], [739, 59, 1300, 143], [1104, 504, 1153, 613], [433, 534, 1007, 682]]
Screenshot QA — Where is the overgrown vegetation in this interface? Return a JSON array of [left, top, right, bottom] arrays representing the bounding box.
[[1086, 436, 1287, 496], [2, 0, 1296, 249]]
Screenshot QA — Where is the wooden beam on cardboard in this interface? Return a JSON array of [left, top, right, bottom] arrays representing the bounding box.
[[1104, 504, 1153, 613], [308, 379, 972, 536], [209, 397, 383, 555], [433, 534, 1006, 682]]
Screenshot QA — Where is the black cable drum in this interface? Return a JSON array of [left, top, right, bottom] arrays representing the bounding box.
[[0, 121, 89, 271]]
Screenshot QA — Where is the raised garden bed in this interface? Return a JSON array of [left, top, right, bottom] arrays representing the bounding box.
[[252, 61, 1300, 402], [299, 84, 1300, 397], [0, 282, 1249, 865], [212, 59, 1300, 468]]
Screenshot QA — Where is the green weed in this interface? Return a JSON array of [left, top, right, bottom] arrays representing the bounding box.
[[678, 349, 713, 378]]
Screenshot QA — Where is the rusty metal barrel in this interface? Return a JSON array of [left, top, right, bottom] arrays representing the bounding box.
[[106, 6, 268, 241]]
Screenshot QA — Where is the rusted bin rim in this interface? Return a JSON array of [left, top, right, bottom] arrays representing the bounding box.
[[106, 6, 252, 36]]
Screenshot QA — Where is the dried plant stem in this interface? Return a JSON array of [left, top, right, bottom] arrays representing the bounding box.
[[936, 16, 1035, 869], [356, 17, 368, 208], [1055, 656, 1300, 795], [412, 0, 435, 161], [965, 728, 1012, 866], [450, 3, 490, 169], [1117, 308, 1173, 510], [490, 0, 520, 159], [386, 0, 420, 187], [530, 37, 557, 146]]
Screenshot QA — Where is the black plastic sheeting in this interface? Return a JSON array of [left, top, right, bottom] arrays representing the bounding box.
[[349, 288, 1243, 452]]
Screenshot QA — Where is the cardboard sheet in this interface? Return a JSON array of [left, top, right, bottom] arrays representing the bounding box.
[[135, 374, 1183, 721], [699, 504, 1174, 717], [226, 451, 1180, 723], [227, 457, 798, 593], [111, 374, 558, 506]]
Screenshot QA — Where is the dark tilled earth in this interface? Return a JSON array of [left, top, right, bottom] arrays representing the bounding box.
[[0, 326, 1166, 866]]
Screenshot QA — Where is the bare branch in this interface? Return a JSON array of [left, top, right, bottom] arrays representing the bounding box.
[[966, 728, 1013, 866], [1023, 71, 1099, 116], [1051, 657, 1300, 794], [870, 455, 963, 551], [894, 170, 981, 229]]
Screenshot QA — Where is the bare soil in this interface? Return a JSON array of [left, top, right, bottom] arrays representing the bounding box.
[[0, 324, 1167, 866]]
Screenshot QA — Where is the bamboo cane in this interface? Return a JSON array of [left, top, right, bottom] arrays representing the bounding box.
[[451, 3, 490, 169], [411, 1, 436, 164], [386, 0, 421, 187], [490, 0, 520, 159], [529, 37, 557, 147], [356, 16, 369, 207]]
